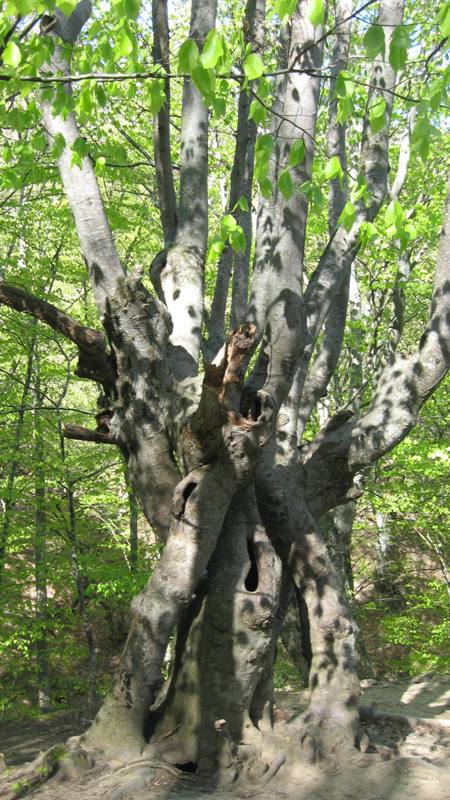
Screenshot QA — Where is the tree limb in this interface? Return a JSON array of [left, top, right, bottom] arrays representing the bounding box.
[[248, 2, 326, 412], [158, 0, 217, 379], [302, 171, 450, 515], [40, 2, 125, 319], [152, 0, 177, 246], [206, 0, 266, 359], [0, 281, 113, 387]]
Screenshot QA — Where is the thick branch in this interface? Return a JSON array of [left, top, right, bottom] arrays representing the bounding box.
[[207, 0, 266, 358], [64, 423, 115, 444], [248, 3, 326, 412], [360, 0, 405, 217], [285, 0, 353, 440], [0, 281, 112, 386], [248, 6, 324, 345], [40, 3, 125, 318], [302, 172, 450, 516], [152, 0, 177, 245], [159, 0, 217, 378], [283, 0, 406, 439]]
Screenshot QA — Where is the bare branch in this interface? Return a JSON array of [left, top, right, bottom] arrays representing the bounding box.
[[64, 423, 115, 445], [158, 0, 217, 379], [0, 281, 113, 387], [206, 0, 266, 360], [152, 0, 177, 245], [248, 2, 326, 411], [302, 171, 450, 514], [40, 2, 125, 318]]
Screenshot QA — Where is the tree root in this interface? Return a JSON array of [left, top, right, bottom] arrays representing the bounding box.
[[359, 705, 450, 733], [1, 744, 69, 799]]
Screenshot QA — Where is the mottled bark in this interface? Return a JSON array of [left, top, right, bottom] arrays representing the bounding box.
[[248, 3, 325, 344], [207, 0, 266, 358], [152, 0, 177, 245], [158, 0, 217, 378], [0, 282, 112, 389], [40, 6, 125, 319]]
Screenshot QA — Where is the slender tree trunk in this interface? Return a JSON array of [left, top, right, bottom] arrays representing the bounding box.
[[0, 327, 36, 591], [67, 485, 97, 710], [33, 356, 51, 712], [125, 464, 138, 572], [58, 419, 97, 710]]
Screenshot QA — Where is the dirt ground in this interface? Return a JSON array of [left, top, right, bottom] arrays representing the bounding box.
[[1, 674, 449, 800]]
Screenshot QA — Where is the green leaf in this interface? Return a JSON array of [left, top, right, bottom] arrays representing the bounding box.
[[212, 97, 226, 117], [229, 226, 246, 253], [71, 137, 89, 159], [56, 0, 78, 15], [337, 97, 354, 124], [122, 0, 141, 20], [94, 156, 107, 176], [259, 177, 272, 198], [389, 26, 409, 72], [358, 221, 377, 248], [278, 169, 293, 200], [201, 29, 223, 69], [149, 80, 165, 115], [255, 133, 273, 156], [363, 25, 385, 59], [338, 201, 357, 231], [272, 0, 297, 22], [324, 155, 343, 182], [335, 71, 355, 98], [236, 195, 249, 212], [178, 39, 199, 75], [50, 132, 66, 159], [308, 0, 324, 28], [368, 96, 386, 133], [243, 53, 265, 80], [115, 30, 134, 58], [438, 1, 450, 38], [411, 115, 439, 161], [208, 239, 225, 262], [192, 65, 215, 100], [249, 99, 266, 125], [3, 41, 22, 69], [288, 139, 306, 167], [221, 214, 237, 237]]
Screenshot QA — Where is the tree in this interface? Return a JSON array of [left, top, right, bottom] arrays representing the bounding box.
[[0, 0, 449, 786]]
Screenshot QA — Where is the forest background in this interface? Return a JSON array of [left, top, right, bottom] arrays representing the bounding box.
[[0, 0, 448, 722]]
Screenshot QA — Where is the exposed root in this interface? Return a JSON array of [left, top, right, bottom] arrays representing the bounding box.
[[359, 704, 450, 732], [1, 744, 69, 799], [264, 750, 286, 782]]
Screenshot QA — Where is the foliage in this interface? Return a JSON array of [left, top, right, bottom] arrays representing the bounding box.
[[0, 0, 449, 717]]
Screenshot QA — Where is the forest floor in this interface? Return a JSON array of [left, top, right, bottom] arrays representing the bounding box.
[[0, 674, 449, 800]]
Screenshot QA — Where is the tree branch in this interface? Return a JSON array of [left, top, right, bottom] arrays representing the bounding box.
[[206, 0, 266, 359], [287, 0, 353, 440], [64, 423, 115, 444], [302, 171, 450, 515], [40, 2, 125, 318], [152, 0, 177, 246], [157, 0, 217, 379], [248, 1, 326, 412], [0, 281, 113, 387]]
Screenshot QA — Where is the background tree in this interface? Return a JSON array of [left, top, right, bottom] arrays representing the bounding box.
[[0, 0, 449, 788]]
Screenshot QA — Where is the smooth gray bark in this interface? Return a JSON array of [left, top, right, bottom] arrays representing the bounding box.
[[152, 0, 177, 245], [159, 0, 217, 378], [207, 0, 266, 358]]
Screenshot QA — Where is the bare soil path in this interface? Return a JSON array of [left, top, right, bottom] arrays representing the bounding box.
[[1, 674, 449, 800]]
